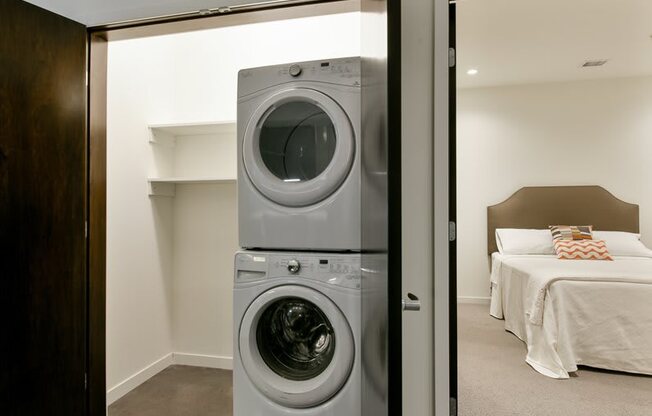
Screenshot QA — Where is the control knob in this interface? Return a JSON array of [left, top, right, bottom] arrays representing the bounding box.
[[287, 259, 301, 274], [289, 64, 302, 77]]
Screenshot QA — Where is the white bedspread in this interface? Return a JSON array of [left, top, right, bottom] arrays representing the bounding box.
[[490, 253, 652, 378]]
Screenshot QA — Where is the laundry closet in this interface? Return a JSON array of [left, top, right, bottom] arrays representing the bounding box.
[[105, 7, 361, 405]]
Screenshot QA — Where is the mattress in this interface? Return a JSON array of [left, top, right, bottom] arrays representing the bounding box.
[[490, 253, 652, 378]]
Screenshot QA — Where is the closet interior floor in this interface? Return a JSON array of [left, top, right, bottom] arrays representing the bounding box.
[[108, 365, 233, 416]]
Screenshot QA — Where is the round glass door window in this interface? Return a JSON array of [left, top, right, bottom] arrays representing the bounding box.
[[259, 102, 337, 183], [238, 284, 354, 408], [242, 88, 355, 207], [256, 297, 336, 381]]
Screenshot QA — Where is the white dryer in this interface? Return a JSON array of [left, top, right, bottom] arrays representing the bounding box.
[[237, 57, 361, 251], [233, 251, 362, 416]]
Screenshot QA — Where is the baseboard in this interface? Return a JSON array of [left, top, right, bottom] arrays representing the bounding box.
[[173, 352, 234, 370], [106, 352, 233, 406], [457, 296, 491, 305], [107, 353, 174, 405]]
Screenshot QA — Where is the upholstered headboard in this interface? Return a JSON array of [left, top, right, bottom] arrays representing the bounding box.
[[487, 186, 639, 255]]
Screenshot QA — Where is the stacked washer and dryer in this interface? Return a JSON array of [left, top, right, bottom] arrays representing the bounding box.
[[233, 57, 365, 415]]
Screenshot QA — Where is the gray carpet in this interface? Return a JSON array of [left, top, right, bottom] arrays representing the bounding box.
[[458, 303, 652, 416], [108, 311, 652, 416], [108, 365, 233, 416]]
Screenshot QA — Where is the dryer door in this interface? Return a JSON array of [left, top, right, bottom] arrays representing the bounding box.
[[239, 285, 354, 408], [242, 88, 355, 207]]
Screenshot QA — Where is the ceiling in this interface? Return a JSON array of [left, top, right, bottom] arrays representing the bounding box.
[[23, 0, 303, 26], [457, 0, 652, 88], [24, 0, 652, 86]]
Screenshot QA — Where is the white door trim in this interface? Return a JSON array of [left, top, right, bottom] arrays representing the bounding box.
[[433, 0, 451, 415]]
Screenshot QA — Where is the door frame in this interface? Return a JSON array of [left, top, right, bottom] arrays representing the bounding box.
[[387, 0, 402, 414], [88, 31, 108, 415], [433, 0, 452, 415], [447, 1, 457, 412], [86, 1, 402, 415]]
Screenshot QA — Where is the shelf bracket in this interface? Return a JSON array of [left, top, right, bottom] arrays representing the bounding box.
[[149, 182, 176, 197], [148, 129, 176, 147]]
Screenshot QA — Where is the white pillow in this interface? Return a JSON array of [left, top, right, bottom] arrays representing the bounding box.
[[495, 228, 555, 255], [592, 231, 652, 258]]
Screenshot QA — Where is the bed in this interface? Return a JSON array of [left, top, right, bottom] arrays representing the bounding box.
[[487, 186, 652, 379]]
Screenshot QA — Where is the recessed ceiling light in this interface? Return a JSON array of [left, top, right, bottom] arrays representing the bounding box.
[[467, 69, 478, 75]]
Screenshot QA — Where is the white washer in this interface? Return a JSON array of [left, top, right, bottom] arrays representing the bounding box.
[[237, 57, 361, 251], [233, 251, 361, 416]]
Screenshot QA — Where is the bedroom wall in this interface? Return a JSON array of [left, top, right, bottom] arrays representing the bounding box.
[[106, 11, 361, 402], [457, 76, 652, 300]]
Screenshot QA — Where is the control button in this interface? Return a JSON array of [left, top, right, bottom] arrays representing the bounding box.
[[287, 259, 301, 274], [289, 64, 302, 77]]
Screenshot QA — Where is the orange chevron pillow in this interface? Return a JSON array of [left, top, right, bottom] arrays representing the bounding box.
[[554, 239, 613, 261]]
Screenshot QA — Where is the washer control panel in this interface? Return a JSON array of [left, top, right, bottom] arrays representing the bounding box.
[[235, 252, 361, 289]]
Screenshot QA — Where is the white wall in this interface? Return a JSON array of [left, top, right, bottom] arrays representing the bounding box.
[[107, 11, 360, 399], [457, 76, 652, 299], [171, 183, 238, 363], [107, 44, 177, 398]]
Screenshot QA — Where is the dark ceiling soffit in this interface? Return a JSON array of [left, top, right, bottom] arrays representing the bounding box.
[[88, 0, 351, 33]]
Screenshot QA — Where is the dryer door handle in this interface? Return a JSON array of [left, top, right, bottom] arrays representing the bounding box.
[[402, 293, 421, 312]]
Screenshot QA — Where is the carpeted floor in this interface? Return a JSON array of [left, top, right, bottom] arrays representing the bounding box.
[[458, 303, 652, 416], [108, 311, 652, 416], [108, 365, 233, 416]]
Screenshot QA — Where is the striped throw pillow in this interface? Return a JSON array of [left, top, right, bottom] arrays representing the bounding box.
[[554, 239, 613, 260], [549, 225, 593, 241]]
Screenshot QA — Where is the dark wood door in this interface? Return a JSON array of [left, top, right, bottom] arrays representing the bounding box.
[[0, 0, 88, 414]]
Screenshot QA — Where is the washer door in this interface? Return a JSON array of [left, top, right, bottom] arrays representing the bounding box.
[[239, 285, 354, 408], [242, 88, 355, 207]]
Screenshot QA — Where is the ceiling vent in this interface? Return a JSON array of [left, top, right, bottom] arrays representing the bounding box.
[[581, 59, 609, 67]]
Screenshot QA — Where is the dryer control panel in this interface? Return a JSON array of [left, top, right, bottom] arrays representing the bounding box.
[[238, 57, 361, 98], [235, 251, 361, 289]]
